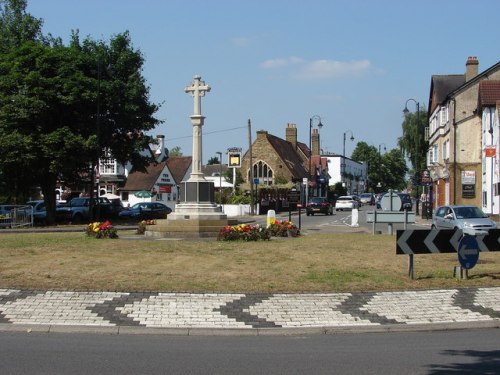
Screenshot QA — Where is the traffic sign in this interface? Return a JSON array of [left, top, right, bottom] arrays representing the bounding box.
[[397, 228, 500, 255], [380, 191, 401, 211], [457, 235, 480, 269], [287, 190, 301, 203]]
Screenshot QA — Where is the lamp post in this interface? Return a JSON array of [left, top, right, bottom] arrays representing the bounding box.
[[309, 115, 323, 201], [403, 99, 420, 214], [378, 143, 386, 156], [343, 130, 354, 193], [216, 151, 222, 202]]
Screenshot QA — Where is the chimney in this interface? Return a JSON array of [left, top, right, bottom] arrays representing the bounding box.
[[256, 130, 268, 140], [311, 128, 320, 156], [465, 56, 479, 82], [285, 123, 297, 149]]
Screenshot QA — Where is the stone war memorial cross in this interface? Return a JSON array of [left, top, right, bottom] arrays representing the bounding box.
[[145, 74, 228, 238], [184, 75, 210, 181]]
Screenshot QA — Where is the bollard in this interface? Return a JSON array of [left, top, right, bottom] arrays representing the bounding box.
[[351, 208, 359, 227], [266, 210, 276, 227]]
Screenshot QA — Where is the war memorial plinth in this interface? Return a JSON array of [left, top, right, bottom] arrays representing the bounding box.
[[146, 75, 228, 238]]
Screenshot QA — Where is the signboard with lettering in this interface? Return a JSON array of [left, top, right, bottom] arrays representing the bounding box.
[[461, 170, 475, 184], [228, 152, 241, 167], [462, 184, 475, 198], [159, 185, 172, 193]]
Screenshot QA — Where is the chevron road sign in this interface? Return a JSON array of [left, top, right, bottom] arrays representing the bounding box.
[[396, 229, 500, 255], [396, 229, 500, 279]]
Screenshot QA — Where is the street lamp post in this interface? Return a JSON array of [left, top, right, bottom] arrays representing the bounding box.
[[378, 143, 386, 156], [403, 99, 420, 215], [216, 151, 222, 202], [343, 130, 354, 193], [309, 115, 323, 202]]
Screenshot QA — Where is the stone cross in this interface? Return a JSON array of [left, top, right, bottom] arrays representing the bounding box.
[[184, 75, 211, 181], [185, 75, 211, 116]]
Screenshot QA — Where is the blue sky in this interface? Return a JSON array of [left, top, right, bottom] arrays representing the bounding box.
[[27, 0, 500, 164]]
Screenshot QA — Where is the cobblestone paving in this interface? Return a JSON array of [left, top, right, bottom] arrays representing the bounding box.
[[0, 287, 498, 329]]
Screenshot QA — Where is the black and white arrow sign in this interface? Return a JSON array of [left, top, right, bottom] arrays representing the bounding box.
[[396, 229, 500, 255]]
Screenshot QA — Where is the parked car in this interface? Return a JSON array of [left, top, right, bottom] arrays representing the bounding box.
[[57, 197, 113, 222], [359, 193, 375, 205], [398, 193, 413, 211], [431, 205, 497, 235], [306, 197, 333, 216], [26, 200, 48, 224], [119, 202, 172, 220], [335, 195, 360, 211]]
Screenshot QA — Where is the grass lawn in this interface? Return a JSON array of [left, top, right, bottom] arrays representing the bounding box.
[[0, 230, 498, 293]]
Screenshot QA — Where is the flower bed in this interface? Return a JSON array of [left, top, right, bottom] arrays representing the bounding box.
[[268, 220, 300, 237], [217, 220, 300, 241], [85, 220, 118, 239], [137, 219, 157, 235], [217, 223, 271, 241]]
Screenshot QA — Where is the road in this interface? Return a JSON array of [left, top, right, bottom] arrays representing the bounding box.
[[1, 329, 498, 374], [269, 205, 430, 234]]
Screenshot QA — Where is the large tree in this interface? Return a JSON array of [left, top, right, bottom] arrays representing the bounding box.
[[0, 1, 162, 223], [397, 106, 429, 184], [351, 141, 408, 192]]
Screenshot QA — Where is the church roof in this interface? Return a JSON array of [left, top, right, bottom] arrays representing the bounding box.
[[265, 133, 308, 180]]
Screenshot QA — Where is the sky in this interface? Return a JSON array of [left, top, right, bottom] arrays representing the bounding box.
[[27, 0, 500, 164]]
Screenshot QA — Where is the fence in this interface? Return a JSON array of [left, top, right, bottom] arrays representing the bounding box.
[[0, 205, 33, 229]]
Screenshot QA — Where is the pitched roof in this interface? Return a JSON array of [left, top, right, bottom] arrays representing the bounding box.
[[122, 162, 166, 191], [202, 164, 229, 176], [165, 156, 192, 184], [478, 80, 500, 108], [428, 74, 465, 113], [265, 133, 308, 180]]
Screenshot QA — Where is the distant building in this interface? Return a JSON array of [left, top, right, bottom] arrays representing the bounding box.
[[323, 154, 367, 195]]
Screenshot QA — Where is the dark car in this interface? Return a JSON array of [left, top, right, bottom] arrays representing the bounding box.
[[398, 193, 413, 211], [26, 200, 48, 224], [119, 202, 172, 220], [306, 197, 333, 216]]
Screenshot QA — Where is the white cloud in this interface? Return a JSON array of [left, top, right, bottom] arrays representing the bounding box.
[[260, 56, 304, 69], [260, 57, 373, 80]]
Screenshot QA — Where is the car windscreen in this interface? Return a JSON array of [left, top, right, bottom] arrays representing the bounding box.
[[454, 206, 487, 219]]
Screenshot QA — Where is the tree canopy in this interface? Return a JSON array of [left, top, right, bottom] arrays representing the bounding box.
[[0, 0, 162, 222], [351, 141, 408, 192], [397, 106, 429, 182]]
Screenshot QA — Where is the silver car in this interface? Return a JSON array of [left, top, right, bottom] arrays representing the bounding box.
[[431, 205, 497, 235]]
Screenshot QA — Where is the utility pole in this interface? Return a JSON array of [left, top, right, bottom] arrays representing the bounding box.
[[248, 119, 255, 215]]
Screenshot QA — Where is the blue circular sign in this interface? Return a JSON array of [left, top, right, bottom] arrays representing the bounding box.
[[457, 235, 480, 270]]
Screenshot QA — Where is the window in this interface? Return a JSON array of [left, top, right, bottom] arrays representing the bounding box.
[[443, 140, 449, 161], [440, 106, 448, 125], [99, 149, 117, 175], [250, 161, 274, 185]]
